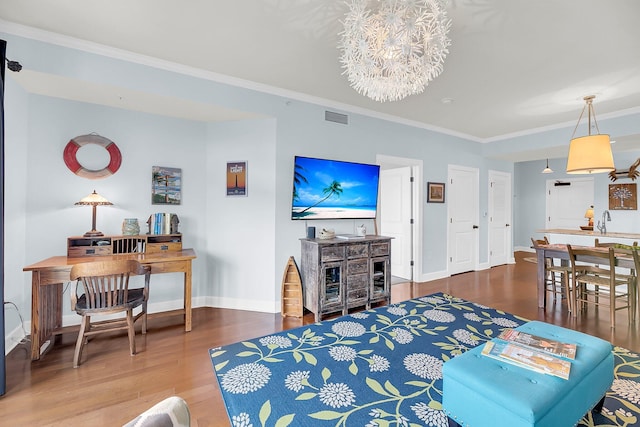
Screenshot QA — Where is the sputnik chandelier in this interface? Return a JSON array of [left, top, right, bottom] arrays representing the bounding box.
[[339, 0, 451, 102]]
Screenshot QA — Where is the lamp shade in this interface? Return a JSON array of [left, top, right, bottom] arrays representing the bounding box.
[[566, 134, 614, 174], [584, 207, 594, 219], [75, 190, 113, 206]]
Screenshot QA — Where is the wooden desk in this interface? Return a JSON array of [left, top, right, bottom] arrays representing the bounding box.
[[23, 249, 196, 361], [534, 244, 634, 309]]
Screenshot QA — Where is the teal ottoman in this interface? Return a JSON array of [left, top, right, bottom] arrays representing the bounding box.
[[442, 321, 613, 427]]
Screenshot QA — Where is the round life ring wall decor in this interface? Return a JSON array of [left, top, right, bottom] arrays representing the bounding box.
[[63, 134, 122, 179]]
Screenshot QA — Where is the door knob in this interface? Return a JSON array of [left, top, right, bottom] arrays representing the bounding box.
[[473, 225, 479, 229]]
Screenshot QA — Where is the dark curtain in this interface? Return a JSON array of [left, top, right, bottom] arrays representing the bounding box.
[[1, 39, 7, 396]]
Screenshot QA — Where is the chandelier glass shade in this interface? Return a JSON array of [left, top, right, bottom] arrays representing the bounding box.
[[339, 0, 451, 102], [566, 95, 615, 174]]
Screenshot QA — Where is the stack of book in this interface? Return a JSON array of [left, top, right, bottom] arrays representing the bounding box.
[[147, 213, 179, 235], [482, 329, 577, 380]]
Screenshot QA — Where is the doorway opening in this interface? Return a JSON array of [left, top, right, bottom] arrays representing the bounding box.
[[376, 155, 423, 283]]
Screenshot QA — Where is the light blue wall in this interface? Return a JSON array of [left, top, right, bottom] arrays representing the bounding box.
[[2, 30, 639, 350], [515, 150, 640, 250]]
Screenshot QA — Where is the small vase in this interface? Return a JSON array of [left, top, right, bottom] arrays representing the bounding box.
[[122, 218, 140, 235]]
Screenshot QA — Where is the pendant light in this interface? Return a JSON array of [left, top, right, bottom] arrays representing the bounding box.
[[541, 159, 553, 174], [566, 95, 614, 174]]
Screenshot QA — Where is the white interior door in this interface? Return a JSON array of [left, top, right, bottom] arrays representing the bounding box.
[[380, 166, 413, 280], [546, 178, 594, 229], [448, 165, 479, 275], [489, 170, 512, 266]]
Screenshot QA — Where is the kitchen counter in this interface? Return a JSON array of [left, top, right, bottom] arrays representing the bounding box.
[[537, 228, 640, 244]]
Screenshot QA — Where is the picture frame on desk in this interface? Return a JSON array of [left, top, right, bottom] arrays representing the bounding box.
[[427, 182, 445, 203]]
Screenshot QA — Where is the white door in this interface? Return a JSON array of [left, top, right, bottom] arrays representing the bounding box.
[[448, 165, 479, 275], [546, 178, 594, 229], [489, 170, 512, 266], [380, 166, 413, 280]]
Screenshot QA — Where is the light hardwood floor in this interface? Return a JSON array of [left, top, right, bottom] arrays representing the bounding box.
[[2, 251, 638, 426]]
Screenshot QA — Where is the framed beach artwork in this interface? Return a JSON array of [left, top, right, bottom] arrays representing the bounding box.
[[227, 161, 247, 196], [427, 182, 445, 203], [152, 166, 181, 205]]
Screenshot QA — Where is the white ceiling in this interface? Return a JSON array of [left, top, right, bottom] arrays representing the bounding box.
[[2, 0, 640, 147]]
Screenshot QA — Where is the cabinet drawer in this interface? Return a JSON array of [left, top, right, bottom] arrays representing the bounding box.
[[347, 287, 368, 301], [347, 273, 368, 290], [347, 243, 369, 259], [68, 246, 112, 257], [321, 246, 345, 261], [371, 242, 390, 256], [146, 242, 182, 253], [348, 259, 368, 275]]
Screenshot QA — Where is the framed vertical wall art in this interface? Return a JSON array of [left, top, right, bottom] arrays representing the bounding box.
[[152, 166, 182, 205], [427, 182, 445, 203], [609, 183, 637, 210], [227, 161, 247, 196]]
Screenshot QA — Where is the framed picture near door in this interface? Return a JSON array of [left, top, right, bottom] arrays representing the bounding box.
[[427, 182, 445, 203]]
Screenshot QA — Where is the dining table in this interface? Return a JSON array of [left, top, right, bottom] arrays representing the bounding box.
[[533, 243, 636, 309]]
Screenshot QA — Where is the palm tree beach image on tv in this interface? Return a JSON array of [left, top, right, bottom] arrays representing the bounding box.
[[291, 156, 380, 220]]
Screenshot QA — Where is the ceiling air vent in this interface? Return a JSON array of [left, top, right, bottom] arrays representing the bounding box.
[[325, 110, 348, 125]]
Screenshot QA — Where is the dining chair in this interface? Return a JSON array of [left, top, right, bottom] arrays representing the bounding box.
[[595, 239, 638, 289], [594, 238, 638, 248], [567, 244, 634, 328], [70, 259, 150, 368], [531, 237, 572, 312], [609, 246, 639, 323]]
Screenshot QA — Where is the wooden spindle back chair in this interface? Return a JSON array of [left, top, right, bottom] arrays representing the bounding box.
[[70, 259, 150, 367]]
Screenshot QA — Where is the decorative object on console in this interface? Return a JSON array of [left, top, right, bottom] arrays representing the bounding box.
[[608, 157, 640, 181], [541, 158, 553, 174], [609, 183, 637, 210], [63, 134, 122, 179], [152, 166, 181, 205], [75, 190, 113, 237], [317, 228, 336, 240], [226, 161, 247, 197], [122, 218, 140, 235], [427, 182, 445, 203], [338, 0, 451, 102], [581, 205, 594, 230], [566, 95, 615, 174]]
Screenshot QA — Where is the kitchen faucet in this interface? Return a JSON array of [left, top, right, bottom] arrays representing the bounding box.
[[596, 210, 611, 234]]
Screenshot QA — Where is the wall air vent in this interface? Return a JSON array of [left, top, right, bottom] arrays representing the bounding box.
[[325, 110, 348, 125]]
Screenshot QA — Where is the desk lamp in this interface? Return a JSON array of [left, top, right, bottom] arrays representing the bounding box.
[[75, 190, 112, 237]]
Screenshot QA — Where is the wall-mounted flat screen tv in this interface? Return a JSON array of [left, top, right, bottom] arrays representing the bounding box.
[[291, 156, 380, 220]]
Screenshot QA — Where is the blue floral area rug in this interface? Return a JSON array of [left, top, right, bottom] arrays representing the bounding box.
[[209, 293, 640, 427]]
